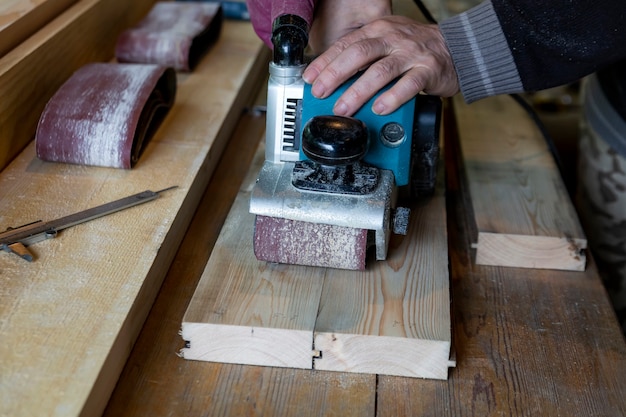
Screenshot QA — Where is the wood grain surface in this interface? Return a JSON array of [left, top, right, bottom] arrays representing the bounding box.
[[312, 158, 453, 379], [181, 168, 327, 368], [0, 20, 269, 417], [452, 94, 588, 270], [181, 139, 453, 379], [102, 97, 626, 417], [0, 0, 77, 57]]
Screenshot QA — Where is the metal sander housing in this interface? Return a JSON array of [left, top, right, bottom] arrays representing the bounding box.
[[249, 14, 441, 270]]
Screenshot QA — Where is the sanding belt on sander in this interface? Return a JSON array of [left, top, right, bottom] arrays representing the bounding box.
[[36, 2, 223, 168], [254, 216, 370, 270]]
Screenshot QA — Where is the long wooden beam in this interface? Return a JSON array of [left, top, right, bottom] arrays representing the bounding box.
[[0, 0, 78, 57], [0, 17, 270, 417], [452, 94, 587, 270], [182, 144, 454, 380]]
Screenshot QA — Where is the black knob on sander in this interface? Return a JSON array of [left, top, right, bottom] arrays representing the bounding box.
[[302, 116, 369, 166]]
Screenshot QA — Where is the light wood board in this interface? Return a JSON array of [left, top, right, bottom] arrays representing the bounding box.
[[182, 140, 454, 380], [452, 94, 587, 271], [0, 0, 77, 57], [0, 20, 270, 417], [103, 98, 380, 417]]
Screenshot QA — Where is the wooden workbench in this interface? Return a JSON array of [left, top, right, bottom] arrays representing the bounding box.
[[102, 92, 626, 416], [2, 1, 624, 415], [0, 4, 269, 416]]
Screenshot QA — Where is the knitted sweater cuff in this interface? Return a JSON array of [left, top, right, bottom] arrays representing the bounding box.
[[440, 1, 523, 103]]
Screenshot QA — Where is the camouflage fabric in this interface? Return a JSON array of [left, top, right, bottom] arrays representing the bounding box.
[[577, 76, 626, 332]]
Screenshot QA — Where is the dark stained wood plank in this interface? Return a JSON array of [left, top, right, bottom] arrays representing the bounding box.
[[375, 99, 626, 417]]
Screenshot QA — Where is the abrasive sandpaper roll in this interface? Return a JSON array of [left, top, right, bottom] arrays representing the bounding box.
[[253, 215, 369, 270], [36, 63, 176, 169], [115, 2, 223, 72]]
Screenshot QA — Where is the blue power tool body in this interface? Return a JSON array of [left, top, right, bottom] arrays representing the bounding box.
[[249, 14, 442, 270]]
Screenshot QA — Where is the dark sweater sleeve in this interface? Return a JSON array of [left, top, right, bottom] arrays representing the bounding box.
[[441, 0, 626, 103], [440, 1, 522, 102]]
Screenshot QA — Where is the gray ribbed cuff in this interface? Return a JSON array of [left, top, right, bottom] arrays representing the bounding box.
[[440, 1, 523, 103]]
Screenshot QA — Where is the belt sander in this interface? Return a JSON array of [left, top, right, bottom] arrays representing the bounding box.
[[250, 15, 442, 270]]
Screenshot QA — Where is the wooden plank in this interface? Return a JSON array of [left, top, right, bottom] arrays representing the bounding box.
[[0, 20, 269, 417], [103, 101, 377, 417], [0, 0, 78, 57], [104, 78, 626, 417], [380, 262, 626, 416], [182, 132, 453, 380], [452, 94, 588, 270], [181, 143, 329, 369], [313, 161, 454, 379], [375, 102, 626, 415], [0, 0, 158, 172]]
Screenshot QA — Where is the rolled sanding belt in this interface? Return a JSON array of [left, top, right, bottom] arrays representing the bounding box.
[[253, 216, 369, 270], [36, 63, 176, 169], [115, 2, 223, 72]]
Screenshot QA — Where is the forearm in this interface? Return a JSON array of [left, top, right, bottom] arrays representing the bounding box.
[[493, 0, 626, 91], [441, 0, 626, 103]]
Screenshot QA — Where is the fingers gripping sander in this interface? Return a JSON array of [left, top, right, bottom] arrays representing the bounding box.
[[250, 15, 442, 270]]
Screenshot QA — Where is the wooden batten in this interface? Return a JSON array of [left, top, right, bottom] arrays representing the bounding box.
[[0, 14, 270, 417], [182, 141, 454, 380], [452, 94, 587, 271], [0, 0, 78, 57]]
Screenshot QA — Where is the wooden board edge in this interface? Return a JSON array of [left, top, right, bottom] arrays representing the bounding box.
[[313, 333, 452, 380], [475, 232, 587, 271], [443, 97, 479, 245], [451, 94, 589, 271], [0, 0, 78, 57], [181, 322, 315, 369]]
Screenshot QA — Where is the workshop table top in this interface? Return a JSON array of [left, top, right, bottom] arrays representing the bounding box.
[[2, 1, 624, 416], [102, 94, 626, 417]]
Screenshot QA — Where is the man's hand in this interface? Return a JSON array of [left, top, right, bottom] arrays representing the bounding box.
[[303, 16, 459, 116], [308, 0, 392, 54]]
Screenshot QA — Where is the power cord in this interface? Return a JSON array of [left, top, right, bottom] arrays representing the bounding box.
[[412, 0, 438, 24]]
